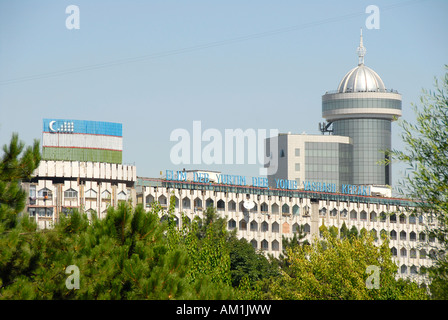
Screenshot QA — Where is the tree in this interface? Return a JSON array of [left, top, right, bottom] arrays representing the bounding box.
[[0, 133, 40, 228], [385, 66, 448, 299], [0, 134, 41, 296], [268, 231, 428, 300]]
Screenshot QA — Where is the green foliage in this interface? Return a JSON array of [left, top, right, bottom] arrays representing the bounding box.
[[0, 133, 40, 229], [386, 66, 448, 299], [0, 134, 41, 297], [269, 231, 428, 300]]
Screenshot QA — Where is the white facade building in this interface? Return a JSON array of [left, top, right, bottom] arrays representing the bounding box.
[[136, 175, 437, 283], [22, 160, 136, 229]]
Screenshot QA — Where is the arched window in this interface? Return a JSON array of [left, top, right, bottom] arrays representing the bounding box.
[[182, 197, 191, 209], [250, 239, 257, 250], [319, 207, 327, 217], [401, 265, 408, 274], [400, 247, 407, 257], [217, 199, 225, 211], [260, 202, 269, 213], [304, 223, 311, 234], [261, 240, 269, 251], [400, 230, 407, 241], [261, 221, 269, 232], [390, 230, 397, 240], [118, 191, 127, 202], [85, 189, 97, 199], [391, 247, 398, 256], [250, 220, 258, 232], [38, 188, 52, 200], [64, 188, 78, 199], [360, 210, 367, 220], [293, 205, 300, 216]]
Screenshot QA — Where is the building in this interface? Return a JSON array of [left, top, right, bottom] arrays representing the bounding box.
[[22, 119, 136, 229], [18, 32, 435, 283], [136, 172, 436, 283], [321, 29, 402, 186], [265, 133, 353, 189]]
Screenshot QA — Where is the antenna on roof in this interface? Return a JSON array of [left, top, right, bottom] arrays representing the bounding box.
[[357, 27, 366, 65]]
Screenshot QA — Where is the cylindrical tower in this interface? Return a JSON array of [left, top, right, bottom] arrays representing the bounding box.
[[322, 30, 402, 186]]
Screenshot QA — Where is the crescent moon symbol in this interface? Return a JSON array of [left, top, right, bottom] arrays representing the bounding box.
[[49, 121, 56, 132]]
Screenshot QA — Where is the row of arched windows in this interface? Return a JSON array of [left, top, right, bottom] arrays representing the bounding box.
[[391, 247, 437, 259], [146, 195, 423, 225]]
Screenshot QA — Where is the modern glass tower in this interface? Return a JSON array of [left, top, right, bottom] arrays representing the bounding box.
[[322, 30, 402, 186]]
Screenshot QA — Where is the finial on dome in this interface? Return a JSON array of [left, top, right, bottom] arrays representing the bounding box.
[[357, 27, 366, 65]]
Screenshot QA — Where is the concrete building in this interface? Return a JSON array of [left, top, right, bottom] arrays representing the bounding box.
[[321, 29, 402, 185], [136, 173, 436, 283], [265, 133, 353, 189], [22, 119, 136, 228]]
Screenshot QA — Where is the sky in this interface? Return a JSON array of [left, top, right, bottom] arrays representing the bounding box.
[[0, 0, 447, 192]]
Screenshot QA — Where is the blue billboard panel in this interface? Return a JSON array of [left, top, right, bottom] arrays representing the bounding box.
[[43, 119, 122, 137]]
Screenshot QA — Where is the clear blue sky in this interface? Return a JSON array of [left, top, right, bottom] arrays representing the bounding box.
[[0, 0, 447, 190]]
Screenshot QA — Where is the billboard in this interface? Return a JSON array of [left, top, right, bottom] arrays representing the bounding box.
[[42, 119, 123, 164]]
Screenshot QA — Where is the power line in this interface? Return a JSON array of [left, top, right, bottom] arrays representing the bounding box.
[[0, 0, 429, 86]]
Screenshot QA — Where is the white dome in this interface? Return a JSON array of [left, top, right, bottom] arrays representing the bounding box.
[[337, 64, 386, 93]]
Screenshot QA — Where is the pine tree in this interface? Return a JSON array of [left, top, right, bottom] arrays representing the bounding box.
[[0, 133, 41, 298]]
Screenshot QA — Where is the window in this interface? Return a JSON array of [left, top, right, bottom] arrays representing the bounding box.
[[400, 231, 407, 241], [400, 248, 407, 257], [102, 190, 111, 200], [401, 265, 407, 274], [85, 189, 97, 199], [391, 247, 397, 256], [360, 210, 367, 220], [261, 221, 269, 232], [280, 149, 285, 157], [118, 191, 127, 201], [28, 207, 36, 217], [399, 214, 407, 224], [261, 240, 269, 251], [38, 188, 52, 200], [390, 230, 397, 240], [295, 148, 300, 157], [295, 163, 300, 171], [250, 220, 258, 232], [29, 185, 36, 205], [217, 199, 225, 211], [319, 207, 327, 216], [64, 188, 78, 199]]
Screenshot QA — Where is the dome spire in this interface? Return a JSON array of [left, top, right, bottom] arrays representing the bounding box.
[[357, 27, 366, 65]]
